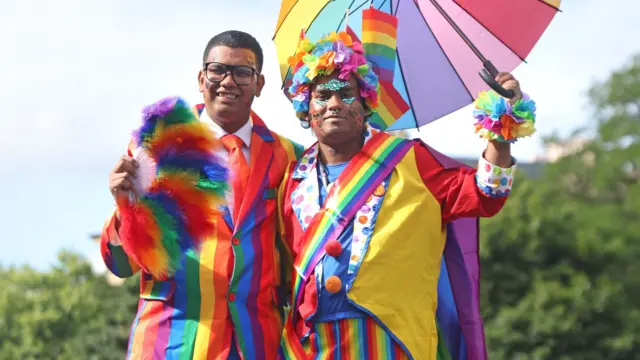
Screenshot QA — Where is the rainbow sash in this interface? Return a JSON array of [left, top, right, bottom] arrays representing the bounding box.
[[291, 131, 412, 317], [280, 132, 412, 359]]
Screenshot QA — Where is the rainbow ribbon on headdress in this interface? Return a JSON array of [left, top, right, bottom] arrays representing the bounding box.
[[117, 97, 228, 278], [356, 7, 410, 130]]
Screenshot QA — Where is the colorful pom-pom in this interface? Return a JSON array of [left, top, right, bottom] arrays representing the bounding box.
[[117, 96, 228, 278], [472, 90, 537, 143]]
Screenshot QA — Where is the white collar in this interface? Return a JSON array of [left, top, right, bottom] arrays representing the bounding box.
[[199, 110, 252, 148]]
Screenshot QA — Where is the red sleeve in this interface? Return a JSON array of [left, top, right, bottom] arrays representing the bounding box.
[[414, 142, 507, 224]]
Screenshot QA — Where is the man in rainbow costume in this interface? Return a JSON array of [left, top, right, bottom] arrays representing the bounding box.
[[276, 31, 536, 359]]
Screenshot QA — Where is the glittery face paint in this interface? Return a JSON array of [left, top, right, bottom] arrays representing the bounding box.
[[309, 75, 365, 134], [316, 79, 351, 92], [313, 99, 329, 107], [312, 79, 356, 108], [347, 101, 366, 127]]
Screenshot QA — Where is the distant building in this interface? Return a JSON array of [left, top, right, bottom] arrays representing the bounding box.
[[533, 137, 591, 163]]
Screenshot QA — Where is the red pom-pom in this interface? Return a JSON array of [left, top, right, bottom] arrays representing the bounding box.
[[325, 240, 342, 257]]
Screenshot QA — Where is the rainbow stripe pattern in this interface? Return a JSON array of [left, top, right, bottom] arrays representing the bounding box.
[[301, 318, 410, 360], [117, 97, 228, 278], [354, 7, 410, 130], [101, 107, 304, 359], [291, 131, 412, 318], [362, 7, 397, 84]]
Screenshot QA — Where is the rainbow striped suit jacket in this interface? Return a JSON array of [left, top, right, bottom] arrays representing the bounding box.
[[100, 107, 303, 360]]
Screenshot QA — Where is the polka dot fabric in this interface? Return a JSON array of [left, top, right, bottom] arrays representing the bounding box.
[[475, 156, 517, 198], [348, 180, 387, 275]]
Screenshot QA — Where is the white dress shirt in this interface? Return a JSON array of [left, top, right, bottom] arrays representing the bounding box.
[[199, 111, 252, 217]]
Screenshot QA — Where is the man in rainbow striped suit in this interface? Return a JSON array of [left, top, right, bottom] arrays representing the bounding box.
[[277, 31, 534, 360], [102, 31, 303, 359]]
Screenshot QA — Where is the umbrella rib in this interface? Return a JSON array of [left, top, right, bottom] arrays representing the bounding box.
[[447, 0, 527, 63], [377, 0, 389, 10], [411, 0, 474, 100], [393, 48, 421, 131], [272, 0, 302, 40], [534, 0, 563, 12]]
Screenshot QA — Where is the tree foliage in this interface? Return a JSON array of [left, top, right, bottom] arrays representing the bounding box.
[[0, 251, 139, 360], [480, 54, 640, 359]]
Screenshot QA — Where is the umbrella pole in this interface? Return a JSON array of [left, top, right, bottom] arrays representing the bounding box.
[[427, 0, 514, 98], [344, 8, 349, 30], [428, 0, 488, 64]]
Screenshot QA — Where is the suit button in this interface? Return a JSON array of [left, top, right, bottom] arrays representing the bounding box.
[[228, 293, 236, 302], [325, 240, 342, 257], [325, 276, 342, 294], [232, 238, 240, 246]]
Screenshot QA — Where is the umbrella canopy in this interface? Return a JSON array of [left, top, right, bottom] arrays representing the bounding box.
[[273, 0, 560, 130]]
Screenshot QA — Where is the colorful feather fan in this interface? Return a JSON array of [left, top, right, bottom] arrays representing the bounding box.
[[117, 96, 228, 278]]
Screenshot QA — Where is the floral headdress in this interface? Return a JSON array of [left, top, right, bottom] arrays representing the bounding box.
[[287, 31, 380, 119]]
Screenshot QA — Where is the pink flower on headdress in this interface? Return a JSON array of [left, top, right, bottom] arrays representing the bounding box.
[[351, 41, 364, 54], [339, 64, 357, 80], [360, 88, 378, 107]]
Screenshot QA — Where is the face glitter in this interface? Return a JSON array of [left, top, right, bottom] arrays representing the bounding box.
[[314, 99, 329, 106], [316, 79, 351, 92]]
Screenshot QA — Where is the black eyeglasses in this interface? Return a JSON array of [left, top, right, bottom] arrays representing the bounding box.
[[204, 62, 257, 86]]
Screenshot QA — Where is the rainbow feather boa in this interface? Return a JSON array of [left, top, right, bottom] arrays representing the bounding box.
[[117, 97, 228, 278], [473, 90, 537, 143]]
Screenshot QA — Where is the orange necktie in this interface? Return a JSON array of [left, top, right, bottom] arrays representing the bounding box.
[[221, 134, 249, 223]]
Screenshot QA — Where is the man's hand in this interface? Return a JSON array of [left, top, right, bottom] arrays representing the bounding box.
[[109, 155, 139, 201], [495, 72, 522, 105], [109, 155, 140, 230]]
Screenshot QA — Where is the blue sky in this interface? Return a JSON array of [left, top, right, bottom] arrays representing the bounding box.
[[1, 0, 638, 270]]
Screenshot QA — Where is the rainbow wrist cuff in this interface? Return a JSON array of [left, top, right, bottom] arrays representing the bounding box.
[[473, 90, 537, 143]]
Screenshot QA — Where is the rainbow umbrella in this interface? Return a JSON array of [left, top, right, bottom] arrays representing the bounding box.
[[273, 0, 560, 130]]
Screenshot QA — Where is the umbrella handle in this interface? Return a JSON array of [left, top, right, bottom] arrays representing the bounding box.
[[479, 61, 515, 99]]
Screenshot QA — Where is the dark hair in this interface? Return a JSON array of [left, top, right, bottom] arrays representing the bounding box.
[[202, 30, 263, 73]]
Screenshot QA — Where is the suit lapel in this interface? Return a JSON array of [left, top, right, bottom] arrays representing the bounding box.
[[233, 111, 274, 234]]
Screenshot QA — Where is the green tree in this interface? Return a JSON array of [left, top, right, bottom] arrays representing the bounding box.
[[0, 251, 139, 360], [480, 55, 640, 359]]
